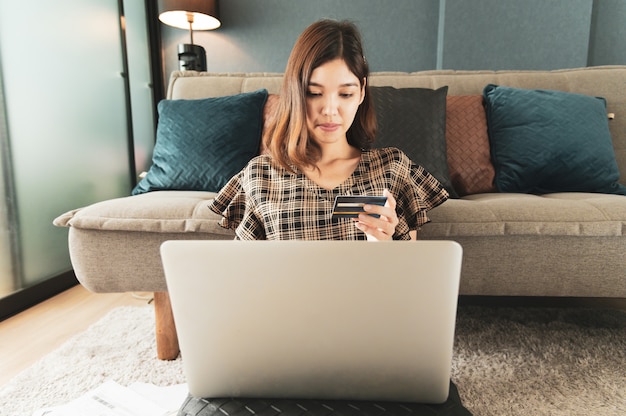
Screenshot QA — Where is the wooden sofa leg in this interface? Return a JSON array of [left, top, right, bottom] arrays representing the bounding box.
[[154, 291, 180, 360]]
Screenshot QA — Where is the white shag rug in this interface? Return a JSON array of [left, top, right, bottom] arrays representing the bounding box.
[[1, 305, 624, 416]]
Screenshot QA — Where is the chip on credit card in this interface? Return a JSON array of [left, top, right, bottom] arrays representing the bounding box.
[[331, 195, 388, 219]]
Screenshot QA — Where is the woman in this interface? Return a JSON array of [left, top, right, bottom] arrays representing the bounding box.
[[209, 19, 448, 240]]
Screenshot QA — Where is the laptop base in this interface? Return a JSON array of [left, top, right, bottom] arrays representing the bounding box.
[[177, 381, 472, 416]]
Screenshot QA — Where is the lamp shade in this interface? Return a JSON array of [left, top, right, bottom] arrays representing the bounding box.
[[158, 0, 221, 31]]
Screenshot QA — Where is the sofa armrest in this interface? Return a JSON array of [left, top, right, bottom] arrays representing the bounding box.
[[54, 190, 232, 236]]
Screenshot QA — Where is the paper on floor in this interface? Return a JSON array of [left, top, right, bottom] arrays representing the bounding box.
[[32, 380, 188, 416]]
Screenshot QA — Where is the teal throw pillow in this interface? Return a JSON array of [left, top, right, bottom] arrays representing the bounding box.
[[132, 89, 268, 195], [483, 84, 626, 195]]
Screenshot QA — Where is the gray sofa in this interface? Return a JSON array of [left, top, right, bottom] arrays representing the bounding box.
[[54, 66, 626, 360]]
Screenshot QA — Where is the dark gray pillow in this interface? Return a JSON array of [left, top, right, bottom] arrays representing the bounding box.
[[370, 86, 456, 197]]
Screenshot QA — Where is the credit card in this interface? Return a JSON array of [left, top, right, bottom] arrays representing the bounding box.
[[331, 195, 387, 219]]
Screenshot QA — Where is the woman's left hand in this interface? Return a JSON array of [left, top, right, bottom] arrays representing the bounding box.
[[353, 189, 399, 241]]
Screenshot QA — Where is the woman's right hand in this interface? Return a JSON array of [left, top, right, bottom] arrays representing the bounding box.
[[353, 189, 399, 241]]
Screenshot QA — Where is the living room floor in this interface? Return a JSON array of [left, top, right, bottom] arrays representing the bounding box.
[[2, 283, 623, 389], [0, 285, 149, 386]]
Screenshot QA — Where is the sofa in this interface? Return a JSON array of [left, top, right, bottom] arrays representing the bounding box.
[[54, 66, 626, 360]]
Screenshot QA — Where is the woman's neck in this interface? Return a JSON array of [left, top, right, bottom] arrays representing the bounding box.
[[304, 144, 362, 190]]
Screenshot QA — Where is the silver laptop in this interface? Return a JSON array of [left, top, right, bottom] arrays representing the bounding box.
[[161, 240, 462, 404]]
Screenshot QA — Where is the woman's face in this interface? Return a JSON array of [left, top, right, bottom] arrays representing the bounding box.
[[305, 58, 365, 147]]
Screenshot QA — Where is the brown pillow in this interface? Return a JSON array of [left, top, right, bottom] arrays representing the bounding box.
[[446, 95, 497, 196]]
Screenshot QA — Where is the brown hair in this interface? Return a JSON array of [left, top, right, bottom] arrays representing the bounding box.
[[263, 19, 376, 172]]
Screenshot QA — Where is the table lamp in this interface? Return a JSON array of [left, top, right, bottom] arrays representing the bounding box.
[[158, 0, 221, 71]]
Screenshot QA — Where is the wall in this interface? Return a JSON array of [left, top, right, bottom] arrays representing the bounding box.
[[159, 0, 625, 81], [161, 0, 439, 77], [441, 0, 593, 70]]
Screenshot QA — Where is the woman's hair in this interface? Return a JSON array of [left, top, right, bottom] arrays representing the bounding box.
[[263, 19, 376, 172]]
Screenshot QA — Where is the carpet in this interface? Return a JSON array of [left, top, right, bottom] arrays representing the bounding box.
[[1, 305, 624, 416]]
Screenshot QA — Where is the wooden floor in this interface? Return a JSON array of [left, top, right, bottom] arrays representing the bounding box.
[[0, 285, 151, 387]]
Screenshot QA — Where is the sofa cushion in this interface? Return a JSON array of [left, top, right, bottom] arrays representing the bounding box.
[[54, 190, 626, 240], [370, 86, 457, 197], [446, 95, 496, 196], [54, 191, 233, 236], [132, 89, 268, 195], [483, 84, 626, 195], [421, 193, 626, 238]]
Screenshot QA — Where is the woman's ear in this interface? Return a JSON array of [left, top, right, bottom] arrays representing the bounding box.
[[359, 77, 367, 104]]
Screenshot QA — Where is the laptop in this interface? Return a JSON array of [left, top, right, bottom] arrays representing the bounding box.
[[161, 240, 462, 404]]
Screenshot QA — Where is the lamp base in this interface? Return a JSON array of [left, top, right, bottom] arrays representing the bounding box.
[[177, 44, 207, 71]]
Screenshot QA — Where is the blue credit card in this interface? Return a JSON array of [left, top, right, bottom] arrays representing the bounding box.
[[331, 195, 387, 219]]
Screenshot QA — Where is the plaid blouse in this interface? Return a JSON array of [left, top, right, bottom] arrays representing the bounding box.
[[209, 147, 448, 240]]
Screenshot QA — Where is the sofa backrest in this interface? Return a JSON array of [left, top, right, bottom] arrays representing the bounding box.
[[167, 66, 626, 186]]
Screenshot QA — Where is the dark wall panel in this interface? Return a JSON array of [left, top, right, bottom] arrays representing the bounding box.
[[588, 0, 626, 65], [442, 0, 593, 70]]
